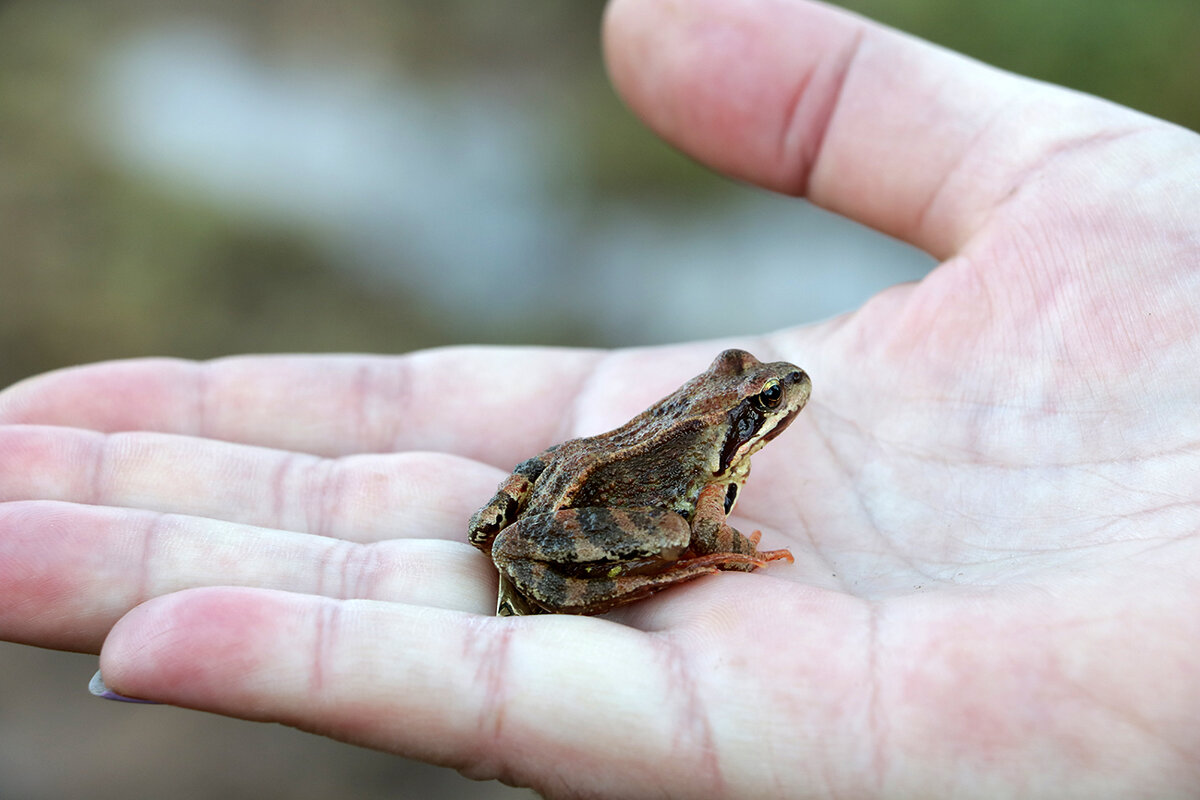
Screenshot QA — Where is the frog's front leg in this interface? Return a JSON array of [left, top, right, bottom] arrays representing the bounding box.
[[688, 482, 794, 572], [491, 507, 766, 615]]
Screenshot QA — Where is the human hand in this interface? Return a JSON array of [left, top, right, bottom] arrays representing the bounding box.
[[4, 0, 1200, 797]]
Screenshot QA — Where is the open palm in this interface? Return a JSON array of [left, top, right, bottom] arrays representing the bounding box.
[[3, 1, 1198, 797]]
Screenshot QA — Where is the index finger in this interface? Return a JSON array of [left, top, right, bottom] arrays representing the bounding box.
[[97, 584, 873, 796]]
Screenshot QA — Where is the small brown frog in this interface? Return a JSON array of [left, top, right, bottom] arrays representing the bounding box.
[[468, 349, 811, 616]]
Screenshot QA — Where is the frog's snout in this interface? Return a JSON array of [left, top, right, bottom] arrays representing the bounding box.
[[786, 369, 811, 404]]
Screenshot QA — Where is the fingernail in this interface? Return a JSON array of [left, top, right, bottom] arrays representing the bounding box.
[[88, 670, 160, 704]]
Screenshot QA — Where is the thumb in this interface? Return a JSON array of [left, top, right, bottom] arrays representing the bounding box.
[[602, 0, 1149, 260]]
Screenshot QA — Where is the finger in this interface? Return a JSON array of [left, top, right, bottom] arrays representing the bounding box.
[[0, 501, 495, 652], [603, 0, 1154, 257], [0, 424, 499, 543], [97, 586, 872, 795], [0, 348, 602, 464]]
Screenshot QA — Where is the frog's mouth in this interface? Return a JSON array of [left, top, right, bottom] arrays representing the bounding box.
[[761, 407, 800, 443]]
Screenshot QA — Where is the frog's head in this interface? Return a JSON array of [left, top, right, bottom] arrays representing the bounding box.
[[708, 349, 811, 477]]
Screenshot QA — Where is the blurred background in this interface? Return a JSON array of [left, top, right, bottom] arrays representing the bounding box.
[[0, 1, 1195, 797]]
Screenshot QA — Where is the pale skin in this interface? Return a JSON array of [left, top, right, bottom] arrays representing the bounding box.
[[2, 0, 1199, 797]]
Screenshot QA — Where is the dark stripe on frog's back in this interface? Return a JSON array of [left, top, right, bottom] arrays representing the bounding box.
[[525, 417, 713, 513]]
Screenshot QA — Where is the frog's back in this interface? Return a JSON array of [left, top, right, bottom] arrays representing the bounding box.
[[526, 416, 714, 514]]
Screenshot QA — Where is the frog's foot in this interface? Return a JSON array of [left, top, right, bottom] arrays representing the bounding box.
[[700, 527, 792, 573], [703, 537, 794, 572], [744, 530, 793, 562], [756, 547, 794, 564], [583, 550, 786, 608], [496, 573, 544, 616]]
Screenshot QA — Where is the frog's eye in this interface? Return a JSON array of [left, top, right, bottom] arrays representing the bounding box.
[[756, 379, 783, 410]]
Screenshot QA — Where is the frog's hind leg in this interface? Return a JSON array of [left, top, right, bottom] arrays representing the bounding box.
[[491, 506, 780, 615], [534, 551, 768, 615]]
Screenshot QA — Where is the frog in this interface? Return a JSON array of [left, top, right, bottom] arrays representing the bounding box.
[[468, 348, 811, 616]]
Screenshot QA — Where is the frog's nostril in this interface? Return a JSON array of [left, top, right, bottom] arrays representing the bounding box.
[[788, 371, 804, 384]]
